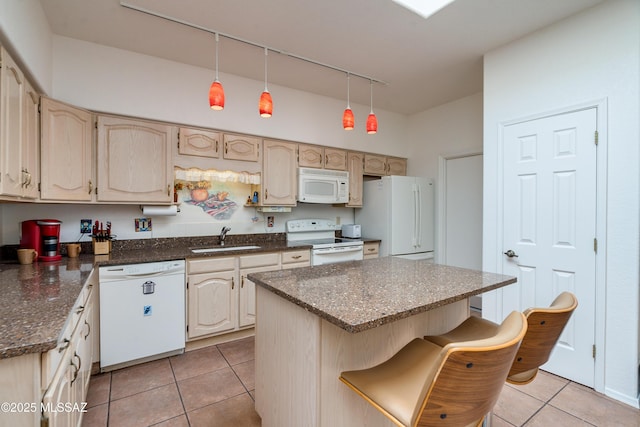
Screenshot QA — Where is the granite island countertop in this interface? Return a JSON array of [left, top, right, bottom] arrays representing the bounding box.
[[248, 257, 517, 333]]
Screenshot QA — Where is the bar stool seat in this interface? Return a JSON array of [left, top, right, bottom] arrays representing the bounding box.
[[340, 311, 527, 427], [425, 291, 577, 385]]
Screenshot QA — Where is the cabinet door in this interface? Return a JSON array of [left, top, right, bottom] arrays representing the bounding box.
[[363, 153, 386, 176], [223, 133, 260, 162], [188, 271, 237, 339], [298, 144, 323, 168], [22, 81, 39, 199], [239, 264, 279, 328], [346, 152, 364, 207], [97, 115, 173, 202], [178, 127, 220, 158], [40, 97, 94, 201], [42, 350, 74, 427], [262, 139, 297, 206], [0, 48, 24, 197], [324, 148, 347, 171], [387, 157, 407, 176]]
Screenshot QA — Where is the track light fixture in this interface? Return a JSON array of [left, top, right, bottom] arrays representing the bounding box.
[[208, 33, 224, 111], [259, 48, 273, 117], [342, 73, 354, 130], [366, 80, 378, 134]]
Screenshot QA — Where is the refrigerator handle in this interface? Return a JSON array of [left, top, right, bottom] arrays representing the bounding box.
[[413, 184, 419, 247], [415, 184, 422, 248]]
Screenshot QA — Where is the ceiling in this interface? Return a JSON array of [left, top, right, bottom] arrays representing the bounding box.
[[39, 0, 604, 115]]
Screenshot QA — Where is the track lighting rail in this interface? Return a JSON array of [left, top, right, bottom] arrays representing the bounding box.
[[120, 1, 388, 86]]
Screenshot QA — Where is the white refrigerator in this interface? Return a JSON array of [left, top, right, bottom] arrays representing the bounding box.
[[355, 176, 434, 259]]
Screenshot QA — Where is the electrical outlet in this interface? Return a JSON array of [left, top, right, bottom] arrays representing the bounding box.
[[135, 218, 152, 232], [267, 216, 274, 227], [80, 219, 92, 234]]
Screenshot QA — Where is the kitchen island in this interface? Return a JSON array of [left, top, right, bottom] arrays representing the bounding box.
[[248, 257, 517, 427]]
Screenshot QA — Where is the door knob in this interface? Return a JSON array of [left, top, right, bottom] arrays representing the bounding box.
[[503, 250, 519, 258]]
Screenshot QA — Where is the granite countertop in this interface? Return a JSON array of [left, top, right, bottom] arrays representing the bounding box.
[[248, 257, 517, 333], [0, 234, 311, 360]]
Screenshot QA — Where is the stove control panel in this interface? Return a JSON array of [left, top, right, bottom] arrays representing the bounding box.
[[286, 219, 337, 233]]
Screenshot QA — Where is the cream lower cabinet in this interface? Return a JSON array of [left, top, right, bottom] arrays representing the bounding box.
[[363, 242, 380, 259], [187, 257, 237, 340], [40, 279, 95, 427], [187, 250, 310, 341], [96, 115, 174, 203], [239, 253, 280, 328]]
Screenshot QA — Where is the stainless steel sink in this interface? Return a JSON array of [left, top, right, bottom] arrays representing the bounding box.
[[190, 245, 261, 254]]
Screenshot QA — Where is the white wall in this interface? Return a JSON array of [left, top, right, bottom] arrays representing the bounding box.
[[51, 36, 409, 156], [406, 93, 484, 258], [0, 0, 52, 93], [483, 0, 639, 407]]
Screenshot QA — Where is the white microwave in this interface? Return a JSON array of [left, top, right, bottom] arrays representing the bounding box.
[[298, 167, 349, 204]]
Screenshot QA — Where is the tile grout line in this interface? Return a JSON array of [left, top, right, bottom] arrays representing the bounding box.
[[167, 354, 192, 426], [518, 379, 572, 426]]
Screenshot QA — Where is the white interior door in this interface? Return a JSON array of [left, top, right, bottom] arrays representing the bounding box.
[[443, 154, 483, 309], [502, 108, 597, 386]]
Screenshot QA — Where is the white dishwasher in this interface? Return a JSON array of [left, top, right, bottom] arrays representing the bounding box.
[[99, 260, 185, 371]]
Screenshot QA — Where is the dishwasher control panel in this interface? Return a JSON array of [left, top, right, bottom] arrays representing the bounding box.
[[100, 260, 185, 281]]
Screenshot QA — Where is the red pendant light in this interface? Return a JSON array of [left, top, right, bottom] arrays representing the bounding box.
[[366, 80, 378, 134], [209, 33, 225, 111], [343, 73, 354, 130], [259, 48, 273, 117]]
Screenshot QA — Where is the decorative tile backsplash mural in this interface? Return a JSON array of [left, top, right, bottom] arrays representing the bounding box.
[[174, 168, 260, 221]]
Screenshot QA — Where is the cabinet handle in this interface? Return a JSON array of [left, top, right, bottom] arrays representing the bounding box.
[[265, 189, 268, 200], [325, 154, 328, 166], [216, 140, 219, 152], [71, 353, 81, 385], [76, 305, 85, 314], [84, 320, 91, 340], [241, 275, 244, 288], [25, 170, 31, 188], [367, 248, 376, 252], [225, 142, 228, 154], [58, 338, 70, 353], [231, 277, 235, 290], [88, 180, 93, 194], [292, 255, 302, 259], [167, 184, 171, 196]]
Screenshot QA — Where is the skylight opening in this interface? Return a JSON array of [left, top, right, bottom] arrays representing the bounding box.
[[392, 0, 455, 19]]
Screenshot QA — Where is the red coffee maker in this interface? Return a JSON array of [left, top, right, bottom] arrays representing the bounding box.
[[20, 219, 63, 262]]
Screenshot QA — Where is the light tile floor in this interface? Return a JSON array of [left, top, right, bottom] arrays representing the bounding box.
[[82, 336, 640, 427]]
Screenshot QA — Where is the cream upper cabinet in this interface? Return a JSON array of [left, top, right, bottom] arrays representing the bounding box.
[[298, 144, 323, 168], [262, 139, 297, 206], [364, 153, 407, 176], [324, 147, 347, 170], [298, 144, 347, 170], [22, 81, 39, 199], [387, 156, 407, 175], [0, 46, 39, 199], [178, 127, 220, 158], [0, 47, 25, 198], [223, 133, 260, 162], [96, 115, 174, 203], [346, 151, 364, 207], [363, 153, 387, 176], [40, 97, 94, 201]]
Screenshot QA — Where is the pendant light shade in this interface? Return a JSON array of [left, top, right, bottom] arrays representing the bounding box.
[[366, 80, 378, 134], [343, 73, 354, 130], [209, 33, 225, 110], [259, 48, 273, 117]]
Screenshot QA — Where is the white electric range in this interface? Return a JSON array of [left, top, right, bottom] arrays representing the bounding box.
[[286, 219, 364, 266]]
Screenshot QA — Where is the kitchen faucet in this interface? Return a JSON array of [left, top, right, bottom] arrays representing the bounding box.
[[219, 226, 231, 246]]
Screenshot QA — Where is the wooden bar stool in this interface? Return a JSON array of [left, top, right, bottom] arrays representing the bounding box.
[[425, 292, 577, 385], [339, 311, 527, 427]]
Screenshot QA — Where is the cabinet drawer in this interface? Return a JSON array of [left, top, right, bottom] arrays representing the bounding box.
[[239, 253, 280, 269], [363, 242, 379, 256], [281, 249, 310, 264], [188, 257, 236, 274]]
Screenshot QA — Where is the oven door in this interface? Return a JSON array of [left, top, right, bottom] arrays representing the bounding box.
[[311, 245, 364, 265]]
